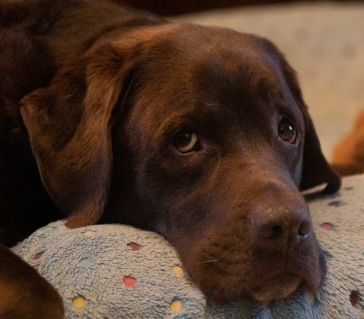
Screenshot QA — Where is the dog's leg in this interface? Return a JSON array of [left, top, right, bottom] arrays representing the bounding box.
[[0, 245, 64, 319]]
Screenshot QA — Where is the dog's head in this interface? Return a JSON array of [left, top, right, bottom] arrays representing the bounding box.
[[20, 23, 340, 302]]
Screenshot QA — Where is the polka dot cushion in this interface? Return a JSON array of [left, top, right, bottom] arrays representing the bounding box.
[[11, 174, 364, 318]]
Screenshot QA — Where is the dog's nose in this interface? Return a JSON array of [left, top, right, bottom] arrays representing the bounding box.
[[248, 205, 311, 247]]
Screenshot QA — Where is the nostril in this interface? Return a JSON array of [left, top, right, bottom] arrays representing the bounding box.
[[250, 213, 311, 243], [271, 225, 283, 239], [252, 223, 284, 239], [298, 221, 310, 240]]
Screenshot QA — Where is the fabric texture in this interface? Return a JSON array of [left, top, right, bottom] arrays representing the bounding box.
[[12, 174, 364, 318]]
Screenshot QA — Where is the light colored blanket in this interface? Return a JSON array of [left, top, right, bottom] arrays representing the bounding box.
[[11, 174, 364, 318]]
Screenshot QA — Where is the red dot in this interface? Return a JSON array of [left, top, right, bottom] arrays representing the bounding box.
[[320, 223, 333, 231], [213, 295, 226, 306], [350, 291, 359, 306], [127, 242, 141, 251], [33, 251, 45, 260], [123, 276, 136, 287], [328, 201, 344, 207]]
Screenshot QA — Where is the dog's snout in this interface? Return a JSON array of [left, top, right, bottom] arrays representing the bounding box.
[[249, 204, 311, 247]]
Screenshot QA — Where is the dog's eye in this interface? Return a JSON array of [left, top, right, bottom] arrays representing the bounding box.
[[278, 118, 297, 143], [172, 131, 200, 153]]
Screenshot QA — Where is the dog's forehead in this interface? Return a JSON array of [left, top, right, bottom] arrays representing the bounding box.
[[122, 23, 304, 151], [138, 24, 294, 104], [144, 24, 282, 75], [133, 25, 300, 116]]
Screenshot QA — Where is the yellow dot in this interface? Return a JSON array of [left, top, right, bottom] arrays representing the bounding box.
[[73, 296, 86, 309], [170, 300, 182, 313], [83, 231, 95, 238], [305, 290, 316, 305], [41, 226, 55, 234], [172, 266, 184, 276]]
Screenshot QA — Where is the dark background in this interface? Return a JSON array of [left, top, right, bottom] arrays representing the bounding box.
[[114, 0, 359, 16]]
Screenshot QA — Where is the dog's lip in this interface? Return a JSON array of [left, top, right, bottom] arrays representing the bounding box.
[[249, 272, 302, 302], [209, 271, 302, 304]]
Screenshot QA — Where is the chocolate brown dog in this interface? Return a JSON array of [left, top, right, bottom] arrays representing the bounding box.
[[0, 0, 341, 317]]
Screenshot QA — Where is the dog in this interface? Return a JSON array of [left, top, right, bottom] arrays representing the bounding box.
[[332, 110, 364, 176], [0, 0, 341, 317]]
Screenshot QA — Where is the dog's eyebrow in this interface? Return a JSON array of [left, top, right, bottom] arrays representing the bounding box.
[[252, 70, 301, 115], [153, 103, 228, 149]]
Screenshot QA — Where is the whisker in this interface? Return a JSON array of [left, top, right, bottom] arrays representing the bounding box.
[[200, 259, 219, 264], [206, 103, 223, 107]]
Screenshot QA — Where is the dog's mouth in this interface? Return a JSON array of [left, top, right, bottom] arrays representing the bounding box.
[[159, 178, 327, 303], [171, 232, 326, 304], [207, 270, 303, 304], [194, 260, 314, 304], [249, 272, 302, 302]]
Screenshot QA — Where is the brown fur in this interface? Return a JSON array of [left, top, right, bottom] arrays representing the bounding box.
[[0, 0, 341, 317], [0, 246, 64, 319], [332, 110, 364, 176]]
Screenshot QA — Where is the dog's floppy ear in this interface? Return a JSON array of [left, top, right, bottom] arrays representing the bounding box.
[[279, 57, 341, 194], [299, 116, 341, 193], [20, 41, 137, 228]]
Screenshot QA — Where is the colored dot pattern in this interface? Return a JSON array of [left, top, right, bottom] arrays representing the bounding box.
[[127, 242, 141, 251], [122, 276, 136, 288], [172, 265, 184, 276], [350, 291, 360, 307], [320, 223, 334, 231], [310, 181, 364, 311], [170, 300, 182, 313], [72, 296, 86, 309], [12, 174, 364, 317], [305, 290, 316, 306], [23, 223, 188, 315], [328, 200, 346, 207], [32, 251, 44, 260], [83, 230, 96, 238], [78, 257, 92, 268]]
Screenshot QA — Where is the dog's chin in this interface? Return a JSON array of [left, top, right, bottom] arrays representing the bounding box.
[[249, 275, 302, 302]]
